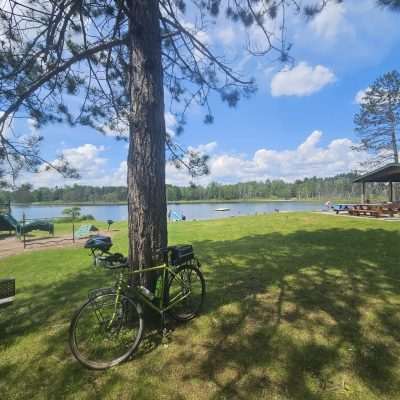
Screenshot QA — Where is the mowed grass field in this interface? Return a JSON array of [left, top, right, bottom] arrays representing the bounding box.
[[1, 213, 400, 400]]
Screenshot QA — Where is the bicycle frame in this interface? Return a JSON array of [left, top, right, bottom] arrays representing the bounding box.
[[70, 242, 204, 369], [112, 263, 191, 317]]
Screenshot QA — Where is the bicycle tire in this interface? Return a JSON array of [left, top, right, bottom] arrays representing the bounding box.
[[69, 293, 144, 370], [166, 265, 205, 322]]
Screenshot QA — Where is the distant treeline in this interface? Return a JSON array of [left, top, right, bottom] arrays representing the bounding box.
[[0, 173, 394, 204]]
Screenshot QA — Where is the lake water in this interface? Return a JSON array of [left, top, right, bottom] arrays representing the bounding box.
[[11, 201, 324, 222]]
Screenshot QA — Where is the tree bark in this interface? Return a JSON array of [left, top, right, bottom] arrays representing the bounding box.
[[388, 102, 399, 163], [391, 124, 399, 163], [127, 0, 167, 290]]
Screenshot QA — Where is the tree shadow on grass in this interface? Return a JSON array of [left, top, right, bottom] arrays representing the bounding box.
[[170, 228, 400, 399], [0, 267, 111, 398], [0, 265, 184, 399], [1, 227, 400, 399]]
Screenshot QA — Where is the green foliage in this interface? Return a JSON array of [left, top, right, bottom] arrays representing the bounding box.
[[354, 70, 400, 167], [2, 172, 398, 203], [1, 1, 399, 188], [12, 183, 34, 203], [62, 207, 81, 218], [5, 184, 128, 203], [54, 214, 94, 223], [0, 0, 362, 183], [378, 0, 400, 11]]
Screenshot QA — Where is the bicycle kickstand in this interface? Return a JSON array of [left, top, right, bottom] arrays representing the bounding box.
[[160, 312, 169, 346]]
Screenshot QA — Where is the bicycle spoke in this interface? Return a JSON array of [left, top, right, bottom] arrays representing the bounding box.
[[70, 294, 143, 369], [167, 266, 205, 321]]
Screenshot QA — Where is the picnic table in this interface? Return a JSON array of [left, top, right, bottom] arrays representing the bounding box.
[[348, 203, 400, 218]]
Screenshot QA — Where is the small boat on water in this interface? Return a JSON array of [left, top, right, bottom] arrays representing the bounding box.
[[215, 207, 230, 211]]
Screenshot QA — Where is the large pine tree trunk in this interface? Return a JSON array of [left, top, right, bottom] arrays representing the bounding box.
[[390, 124, 399, 163], [389, 103, 399, 163], [127, 0, 167, 290]]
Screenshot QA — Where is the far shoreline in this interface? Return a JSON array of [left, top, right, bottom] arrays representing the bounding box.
[[9, 198, 333, 207]]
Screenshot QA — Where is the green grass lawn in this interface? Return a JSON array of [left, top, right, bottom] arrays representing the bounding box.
[[1, 213, 400, 399]]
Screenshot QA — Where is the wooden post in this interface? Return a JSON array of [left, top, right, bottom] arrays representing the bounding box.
[[389, 181, 393, 202], [22, 213, 26, 249], [361, 182, 366, 204], [8, 199, 11, 235]]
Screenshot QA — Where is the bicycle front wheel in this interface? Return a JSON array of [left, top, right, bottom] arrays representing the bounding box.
[[167, 265, 205, 321], [69, 293, 144, 370]]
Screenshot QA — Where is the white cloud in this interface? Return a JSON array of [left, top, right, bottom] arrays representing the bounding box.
[[167, 132, 367, 185], [188, 141, 217, 155], [217, 26, 236, 46], [310, 2, 349, 41], [180, 21, 211, 61], [165, 111, 177, 137], [107, 160, 127, 186], [62, 144, 106, 168], [180, 21, 211, 45], [27, 118, 38, 134], [271, 62, 336, 97], [1, 114, 40, 143], [354, 87, 370, 104], [28, 144, 108, 187], [165, 112, 176, 129], [165, 162, 192, 186], [294, 0, 400, 69], [24, 132, 367, 188]]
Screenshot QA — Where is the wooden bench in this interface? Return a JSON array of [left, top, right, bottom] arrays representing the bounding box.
[[377, 207, 394, 217], [349, 204, 398, 218], [350, 209, 380, 217], [0, 278, 15, 307]]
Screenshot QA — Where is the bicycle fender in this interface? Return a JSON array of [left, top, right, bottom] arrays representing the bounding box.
[[134, 300, 144, 316]]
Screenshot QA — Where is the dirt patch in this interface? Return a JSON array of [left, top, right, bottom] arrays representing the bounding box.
[[0, 230, 115, 259]]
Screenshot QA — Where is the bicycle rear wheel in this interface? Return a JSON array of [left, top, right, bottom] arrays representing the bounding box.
[[69, 293, 143, 370], [166, 265, 205, 321]]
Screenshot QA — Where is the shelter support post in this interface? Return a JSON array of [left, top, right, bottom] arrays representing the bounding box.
[[72, 210, 75, 243], [361, 182, 366, 204], [353, 164, 400, 202]]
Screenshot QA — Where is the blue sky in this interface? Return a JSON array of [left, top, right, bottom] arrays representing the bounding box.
[[15, 0, 400, 187]]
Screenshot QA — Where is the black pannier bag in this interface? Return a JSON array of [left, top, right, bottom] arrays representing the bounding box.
[[84, 235, 113, 253], [170, 245, 195, 266]]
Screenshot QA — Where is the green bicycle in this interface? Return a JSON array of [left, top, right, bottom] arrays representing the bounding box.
[[69, 236, 205, 370]]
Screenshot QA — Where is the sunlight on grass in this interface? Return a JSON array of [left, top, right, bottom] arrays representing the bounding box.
[[1, 213, 400, 399]]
